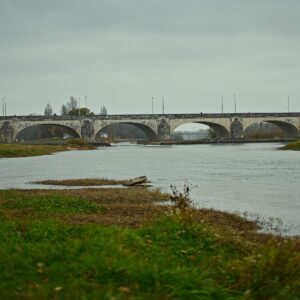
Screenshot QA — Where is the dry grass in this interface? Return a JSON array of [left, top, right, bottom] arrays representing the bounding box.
[[0, 143, 96, 158], [1, 188, 297, 248], [0, 188, 170, 227], [33, 178, 129, 186], [20, 187, 168, 204]]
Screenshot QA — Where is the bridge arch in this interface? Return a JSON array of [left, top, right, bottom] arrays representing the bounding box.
[[244, 120, 299, 138], [171, 121, 230, 139], [14, 124, 81, 141], [95, 122, 157, 141]]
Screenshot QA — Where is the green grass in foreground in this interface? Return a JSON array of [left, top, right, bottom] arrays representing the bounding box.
[[0, 190, 299, 299], [0, 190, 104, 216], [281, 140, 300, 151], [0, 143, 95, 158]]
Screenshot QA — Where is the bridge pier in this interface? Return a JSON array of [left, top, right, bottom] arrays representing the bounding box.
[[0, 121, 14, 143], [157, 118, 171, 141], [230, 118, 244, 139], [80, 119, 95, 140]]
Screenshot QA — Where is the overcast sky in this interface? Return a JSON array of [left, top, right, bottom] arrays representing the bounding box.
[[1, 0, 300, 116]]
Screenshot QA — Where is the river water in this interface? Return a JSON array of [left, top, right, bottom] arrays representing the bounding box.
[[0, 143, 299, 235]]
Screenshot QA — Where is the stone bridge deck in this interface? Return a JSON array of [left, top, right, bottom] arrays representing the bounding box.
[[1, 112, 300, 120], [1, 113, 300, 142]]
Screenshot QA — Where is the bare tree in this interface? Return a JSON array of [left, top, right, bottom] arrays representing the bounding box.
[[100, 105, 107, 115], [66, 97, 78, 112], [69, 96, 78, 111], [60, 104, 68, 115], [44, 103, 53, 116]]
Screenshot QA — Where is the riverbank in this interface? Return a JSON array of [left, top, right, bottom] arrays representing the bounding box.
[[280, 139, 300, 151], [152, 137, 298, 145], [0, 143, 96, 158], [0, 187, 299, 299]]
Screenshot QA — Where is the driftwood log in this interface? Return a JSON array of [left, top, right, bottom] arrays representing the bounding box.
[[123, 176, 148, 186]]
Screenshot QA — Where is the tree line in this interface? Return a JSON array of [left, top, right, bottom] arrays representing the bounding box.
[[44, 97, 107, 116]]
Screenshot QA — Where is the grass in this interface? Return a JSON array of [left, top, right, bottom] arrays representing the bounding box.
[[0, 188, 299, 299], [0, 143, 96, 158], [280, 139, 300, 151], [0, 190, 104, 216], [33, 178, 129, 186]]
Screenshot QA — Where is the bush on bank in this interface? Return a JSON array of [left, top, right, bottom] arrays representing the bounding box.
[[281, 140, 300, 151], [0, 143, 94, 158]]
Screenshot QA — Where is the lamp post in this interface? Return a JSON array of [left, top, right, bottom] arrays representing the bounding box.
[[85, 96, 87, 116], [233, 94, 237, 114], [2, 97, 6, 116], [288, 96, 290, 113], [78, 97, 81, 117], [221, 96, 224, 114], [151, 97, 154, 114]]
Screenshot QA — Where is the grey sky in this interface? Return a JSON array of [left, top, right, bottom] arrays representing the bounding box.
[[1, 0, 300, 116]]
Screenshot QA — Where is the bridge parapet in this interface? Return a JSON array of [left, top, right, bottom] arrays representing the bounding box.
[[1, 112, 300, 122], [1, 113, 300, 142]]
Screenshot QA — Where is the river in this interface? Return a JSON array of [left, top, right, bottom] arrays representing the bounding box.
[[0, 143, 299, 235]]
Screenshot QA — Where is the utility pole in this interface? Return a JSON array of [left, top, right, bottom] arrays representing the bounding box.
[[221, 96, 224, 114], [233, 94, 237, 114], [151, 97, 154, 114], [162, 96, 165, 115], [1, 97, 4, 116], [288, 96, 290, 113], [85, 95, 87, 115], [2, 97, 7, 116], [78, 97, 81, 117]]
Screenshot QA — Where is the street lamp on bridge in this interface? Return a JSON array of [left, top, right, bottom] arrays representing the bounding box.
[[162, 96, 165, 115], [151, 97, 154, 114], [85, 96, 88, 116], [233, 94, 237, 114], [1, 97, 7, 116], [78, 97, 81, 117], [221, 96, 224, 114]]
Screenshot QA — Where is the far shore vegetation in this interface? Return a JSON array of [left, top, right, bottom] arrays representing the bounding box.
[[0, 139, 96, 158], [0, 186, 299, 299], [280, 139, 300, 151]]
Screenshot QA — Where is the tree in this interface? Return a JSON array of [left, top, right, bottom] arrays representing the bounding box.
[[100, 105, 107, 115], [68, 107, 91, 116], [44, 103, 53, 116], [60, 104, 68, 116], [70, 96, 78, 111], [66, 96, 78, 112], [61, 97, 94, 116]]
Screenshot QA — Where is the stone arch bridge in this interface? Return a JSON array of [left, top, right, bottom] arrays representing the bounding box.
[[0, 113, 300, 143]]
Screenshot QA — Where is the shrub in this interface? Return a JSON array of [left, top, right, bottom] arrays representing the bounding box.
[[67, 138, 87, 145], [170, 182, 193, 212]]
